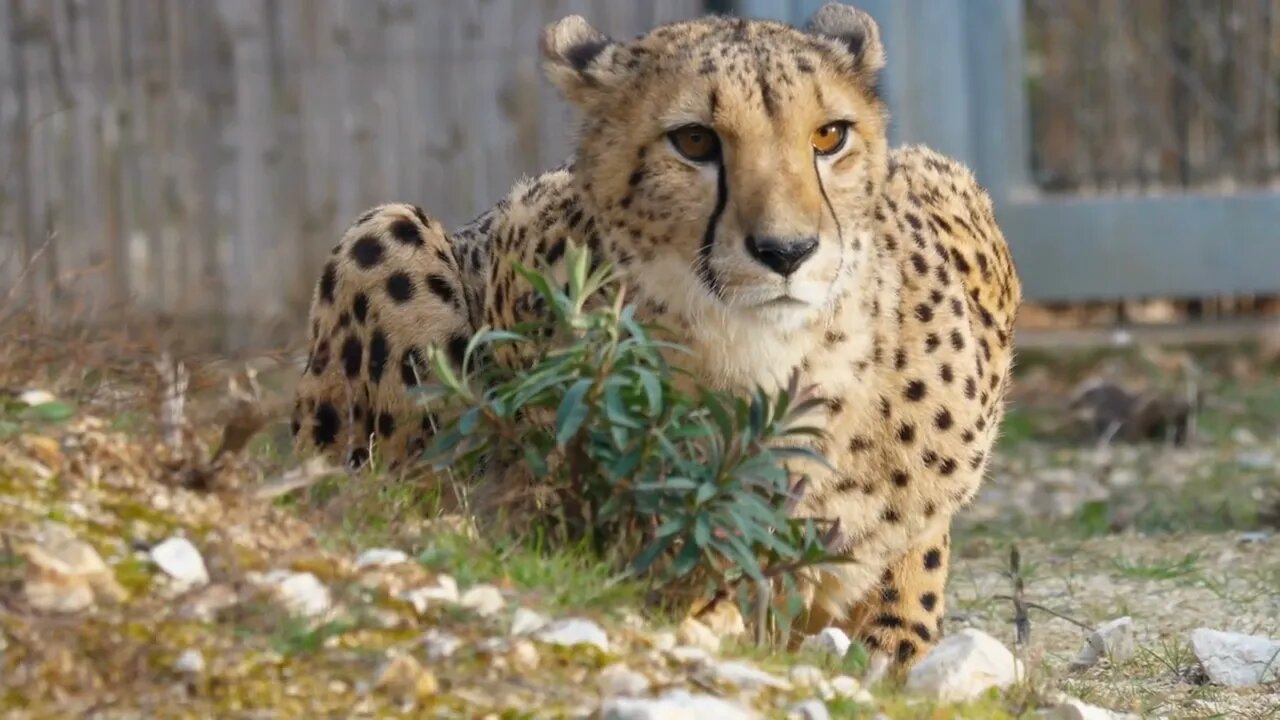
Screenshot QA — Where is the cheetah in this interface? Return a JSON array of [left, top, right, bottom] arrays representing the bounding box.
[[290, 2, 1022, 672]]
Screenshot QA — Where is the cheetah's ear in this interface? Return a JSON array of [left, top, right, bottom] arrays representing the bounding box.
[[540, 15, 622, 103], [803, 3, 886, 80]]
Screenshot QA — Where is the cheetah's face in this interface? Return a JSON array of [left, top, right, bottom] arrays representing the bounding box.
[[541, 3, 889, 325]]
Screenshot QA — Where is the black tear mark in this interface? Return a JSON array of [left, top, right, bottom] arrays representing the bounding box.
[[697, 159, 729, 298]]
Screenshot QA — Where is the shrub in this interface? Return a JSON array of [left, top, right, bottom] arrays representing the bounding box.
[[415, 243, 846, 637]]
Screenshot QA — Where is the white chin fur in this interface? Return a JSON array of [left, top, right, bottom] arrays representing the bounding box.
[[750, 301, 817, 330]]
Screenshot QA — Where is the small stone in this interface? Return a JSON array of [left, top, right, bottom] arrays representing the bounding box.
[[649, 631, 677, 652], [1231, 427, 1260, 446], [666, 645, 711, 665], [172, 649, 205, 675], [534, 618, 610, 653], [178, 583, 239, 622], [1037, 696, 1141, 720], [1071, 617, 1135, 669], [510, 638, 540, 671], [905, 628, 1022, 702], [21, 525, 125, 613], [600, 690, 756, 720], [422, 629, 463, 660], [475, 637, 510, 655], [828, 675, 873, 704], [1234, 450, 1273, 469], [354, 548, 409, 569], [599, 663, 651, 697], [19, 389, 57, 406], [1189, 628, 1280, 686], [510, 607, 549, 636], [677, 616, 720, 653], [459, 584, 505, 617], [257, 570, 331, 618], [400, 575, 459, 614], [788, 664, 826, 689], [150, 537, 210, 588], [620, 610, 648, 630], [802, 627, 852, 659], [374, 652, 438, 702], [706, 660, 792, 691], [789, 699, 831, 720], [1238, 531, 1271, 545]]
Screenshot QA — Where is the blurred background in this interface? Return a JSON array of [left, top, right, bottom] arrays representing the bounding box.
[[1, 0, 1278, 351]]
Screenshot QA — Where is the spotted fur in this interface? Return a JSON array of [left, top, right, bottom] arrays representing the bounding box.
[[290, 2, 1022, 671]]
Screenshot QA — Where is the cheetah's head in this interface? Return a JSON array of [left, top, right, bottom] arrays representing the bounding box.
[[541, 3, 888, 327]]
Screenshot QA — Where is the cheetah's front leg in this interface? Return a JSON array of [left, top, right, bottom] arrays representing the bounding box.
[[840, 523, 951, 678]]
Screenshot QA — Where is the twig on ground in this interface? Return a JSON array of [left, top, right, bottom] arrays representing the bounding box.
[[993, 595, 1094, 633], [1007, 545, 1032, 649]]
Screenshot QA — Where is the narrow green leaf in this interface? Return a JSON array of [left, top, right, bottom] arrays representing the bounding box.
[[26, 401, 74, 422], [693, 514, 711, 547], [554, 378, 594, 446], [632, 533, 676, 575], [634, 368, 663, 416]]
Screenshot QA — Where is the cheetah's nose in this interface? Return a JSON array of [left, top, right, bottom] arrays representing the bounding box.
[[745, 235, 819, 277]]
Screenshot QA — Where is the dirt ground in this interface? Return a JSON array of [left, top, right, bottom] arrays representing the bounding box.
[[2, 320, 1278, 718]]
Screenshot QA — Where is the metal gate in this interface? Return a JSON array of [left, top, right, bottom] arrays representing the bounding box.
[[736, 0, 1280, 302]]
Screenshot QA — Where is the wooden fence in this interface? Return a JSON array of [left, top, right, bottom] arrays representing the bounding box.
[[1024, 0, 1280, 193], [0, 0, 703, 344], [3, 0, 1279, 346]]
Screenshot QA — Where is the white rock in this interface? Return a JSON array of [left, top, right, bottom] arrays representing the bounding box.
[[510, 638, 540, 671], [665, 645, 711, 665], [1238, 531, 1271, 545], [1189, 628, 1280, 686], [788, 664, 826, 689], [1038, 697, 1140, 720], [475, 637, 510, 655], [905, 628, 1022, 702], [534, 618, 610, 653], [1231, 427, 1259, 445], [150, 537, 210, 588], [789, 700, 831, 720], [173, 649, 206, 675], [422, 629, 463, 660], [400, 575, 459, 613], [600, 690, 757, 720], [649, 631, 677, 652], [677, 616, 720, 653], [1071, 616, 1135, 669], [510, 607, 549, 636], [19, 389, 57, 406], [21, 524, 126, 613], [258, 570, 331, 617], [459, 584, 505, 617], [354, 548, 409, 569], [599, 663, 652, 697], [1235, 450, 1273, 469], [706, 660, 792, 691], [828, 675, 874, 704], [802, 627, 852, 659]]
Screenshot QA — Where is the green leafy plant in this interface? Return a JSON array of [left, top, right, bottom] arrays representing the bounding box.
[[415, 242, 848, 637]]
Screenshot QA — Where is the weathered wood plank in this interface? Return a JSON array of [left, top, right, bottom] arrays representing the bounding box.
[[1001, 191, 1280, 301], [4, 0, 1276, 331]]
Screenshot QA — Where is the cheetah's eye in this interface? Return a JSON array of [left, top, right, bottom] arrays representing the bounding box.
[[812, 121, 851, 156], [667, 124, 721, 163]]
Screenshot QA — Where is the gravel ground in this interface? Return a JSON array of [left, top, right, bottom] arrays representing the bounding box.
[[1, 333, 1277, 718]]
